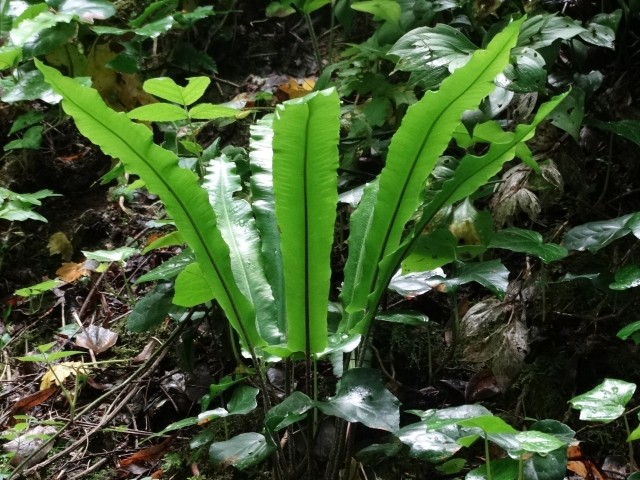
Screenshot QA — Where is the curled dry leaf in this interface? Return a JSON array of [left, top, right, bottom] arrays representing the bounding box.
[[132, 339, 160, 363], [75, 324, 118, 354], [10, 387, 58, 417], [56, 261, 90, 283], [119, 434, 177, 467], [40, 362, 89, 390]]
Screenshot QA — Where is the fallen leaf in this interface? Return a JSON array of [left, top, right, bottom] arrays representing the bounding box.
[[75, 325, 118, 354], [567, 443, 608, 480], [56, 261, 90, 283], [277, 77, 316, 100], [132, 339, 160, 363], [3, 425, 57, 467], [10, 387, 58, 416], [47, 232, 73, 261], [120, 434, 177, 466], [41, 362, 89, 391]]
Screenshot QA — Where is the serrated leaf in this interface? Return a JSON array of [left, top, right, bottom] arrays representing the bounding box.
[[569, 378, 636, 422], [488, 227, 567, 263]]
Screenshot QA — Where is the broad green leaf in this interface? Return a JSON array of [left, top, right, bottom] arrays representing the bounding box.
[[209, 432, 275, 470], [316, 368, 399, 432], [58, 0, 116, 22], [579, 11, 620, 49], [588, 119, 640, 146], [265, 391, 313, 432], [434, 260, 509, 299], [272, 89, 340, 353], [390, 24, 477, 89], [15, 279, 64, 297], [133, 16, 174, 38], [173, 262, 215, 306], [522, 444, 568, 480], [402, 228, 457, 272], [628, 415, 640, 441], [227, 385, 259, 415], [127, 103, 188, 122], [563, 212, 640, 252], [189, 103, 239, 120], [8, 112, 43, 135], [22, 22, 76, 58], [10, 11, 73, 46], [488, 227, 567, 263], [341, 18, 522, 333], [517, 14, 586, 50], [610, 265, 640, 290], [395, 424, 462, 462], [355, 442, 404, 466], [136, 249, 194, 283], [143, 76, 210, 106], [36, 61, 263, 349], [388, 268, 444, 297], [458, 415, 517, 434], [351, 1, 401, 23], [0, 46, 22, 69], [83, 247, 136, 263], [1, 68, 60, 104], [528, 419, 575, 444], [249, 115, 285, 335], [204, 153, 280, 345], [514, 430, 567, 454], [569, 378, 636, 422], [501, 46, 547, 93], [549, 87, 584, 140], [127, 283, 174, 332], [466, 458, 519, 480]]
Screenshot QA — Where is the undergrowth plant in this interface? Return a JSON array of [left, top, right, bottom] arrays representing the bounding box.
[[34, 15, 570, 479]]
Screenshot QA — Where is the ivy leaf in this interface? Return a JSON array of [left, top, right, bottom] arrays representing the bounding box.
[[569, 378, 636, 422]]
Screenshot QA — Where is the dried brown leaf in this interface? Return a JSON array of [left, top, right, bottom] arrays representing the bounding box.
[[75, 325, 118, 354]]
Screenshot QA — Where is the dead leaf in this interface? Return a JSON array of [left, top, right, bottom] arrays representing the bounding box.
[[277, 77, 316, 100], [10, 387, 58, 416], [56, 261, 90, 283], [567, 444, 608, 480], [120, 435, 177, 466], [41, 362, 89, 391], [48, 232, 73, 261], [132, 339, 160, 363], [75, 325, 118, 354], [3, 426, 57, 467], [465, 369, 500, 402]]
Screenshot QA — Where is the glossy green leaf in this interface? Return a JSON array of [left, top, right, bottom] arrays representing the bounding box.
[[549, 87, 585, 140], [209, 432, 275, 470], [501, 46, 547, 93], [272, 89, 340, 353], [435, 260, 510, 299], [143, 76, 210, 106], [563, 212, 640, 252], [351, 1, 401, 23], [58, 0, 115, 22], [265, 391, 313, 432], [37, 61, 263, 349], [458, 415, 517, 434], [133, 16, 174, 38], [342, 18, 523, 334], [1, 68, 60, 104], [528, 419, 575, 444], [188, 103, 239, 120], [388, 268, 444, 297], [522, 444, 567, 480], [610, 265, 640, 290], [517, 14, 585, 50], [141, 231, 185, 254], [569, 378, 636, 422], [617, 321, 640, 344], [628, 415, 640, 441], [395, 425, 462, 462], [316, 368, 399, 432], [588, 119, 640, 146], [514, 430, 567, 454], [127, 283, 174, 332], [249, 115, 285, 335], [8, 112, 43, 135], [173, 262, 215, 306], [10, 11, 73, 46], [17, 350, 83, 362], [466, 458, 519, 480], [204, 152, 280, 345], [227, 385, 259, 415], [0, 46, 22, 69], [22, 21, 77, 58], [488, 227, 567, 263], [355, 442, 404, 466], [127, 103, 188, 122], [136, 249, 194, 284]]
